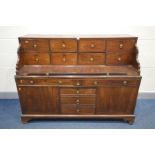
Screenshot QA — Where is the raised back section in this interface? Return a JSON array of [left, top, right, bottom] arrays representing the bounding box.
[[16, 35, 140, 74]]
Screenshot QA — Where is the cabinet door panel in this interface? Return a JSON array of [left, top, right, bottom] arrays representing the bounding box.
[[96, 86, 139, 114], [17, 86, 58, 114]]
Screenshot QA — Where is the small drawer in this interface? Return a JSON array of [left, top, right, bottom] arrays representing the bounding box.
[[79, 39, 105, 52], [50, 39, 77, 52], [106, 39, 136, 52], [20, 39, 49, 51], [60, 96, 96, 104], [79, 53, 105, 65], [106, 52, 134, 65], [60, 88, 96, 95], [52, 53, 77, 65], [20, 52, 50, 65], [60, 104, 95, 114]]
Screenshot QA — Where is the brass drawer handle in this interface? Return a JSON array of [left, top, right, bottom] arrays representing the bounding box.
[[62, 43, 66, 48], [25, 40, 29, 44], [29, 80, 34, 84], [76, 109, 80, 112], [76, 82, 80, 86], [76, 99, 80, 102], [76, 90, 79, 94], [123, 81, 127, 85], [58, 80, 62, 84], [20, 80, 23, 84], [33, 44, 37, 48], [94, 81, 98, 85], [118, 57, 121, 61], [90, 43, 95, 48], [18, 87, 21, 91], [35, 58, 39, 62], [119, 43, 123, 49], [90, 57, 94, 61], [62, 57, 66, 62]]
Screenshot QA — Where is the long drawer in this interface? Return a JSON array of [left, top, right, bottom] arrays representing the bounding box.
[[60, 96, 96, 104], [60, 104, 95, 114]]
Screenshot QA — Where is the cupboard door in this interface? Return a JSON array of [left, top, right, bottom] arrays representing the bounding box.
[[96, 86, 139, 114], [17, 86, 58, 114]]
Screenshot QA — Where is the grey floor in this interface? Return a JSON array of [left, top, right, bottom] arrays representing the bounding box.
[[0, 99, 155, 129]]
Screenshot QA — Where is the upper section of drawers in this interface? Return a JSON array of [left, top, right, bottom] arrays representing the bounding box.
[[20, 38, 137, 52]]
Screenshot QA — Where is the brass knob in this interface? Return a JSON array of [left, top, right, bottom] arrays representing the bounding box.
[[119, 43, 123, 49], [76, 90, 79, 94], [62, 43, 66, 48], [58, 80, 62, 84], [76, 82, 80, 86], [90, 43, 95, 48], [18, 87, 21, 91], [90, 57, 94, 61], [118, 57, 121, 61], [33, 44, 37, 48], [123, 81, 127, 85], [30, 80, 34, 84], [25, 40, 29, 44], [62, 57, 66, 62], [35, 58, 39, 62], [76, 109, 80, 112], [20, 80, 23, 84], [46, 73, 49, 76], [76, 99, 80, 102], [94, 81, 98, 85]]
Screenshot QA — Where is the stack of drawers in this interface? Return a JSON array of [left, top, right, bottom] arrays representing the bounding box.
[[19, 37, 137, 66], [60, 88, 96, 114]]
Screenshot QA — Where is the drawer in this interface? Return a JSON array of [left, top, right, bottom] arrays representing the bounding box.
[[79, 53, 105, 65], [20, 39, 49, 51], [20, 52, 50, 65], [60, 88, 96, 95], [79, 39, 105, 52], [52, 53, 77, 65], [60, 96, 96, 104], [16, 78, 85, 86], [106, 39, 136, 52], [106, 52, 134, 65], [50, 39, 77, 52], [16, 78, 57, 85], [88, 79, 140, 87], [60, 104, 95, 114]]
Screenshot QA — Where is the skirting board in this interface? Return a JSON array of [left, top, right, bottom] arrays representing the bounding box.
[[0, 92, 155, 99]]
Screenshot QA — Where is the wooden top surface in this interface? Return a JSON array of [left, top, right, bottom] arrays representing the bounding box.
[[17, 65, 139, 77], [19, 34, 137, 39]]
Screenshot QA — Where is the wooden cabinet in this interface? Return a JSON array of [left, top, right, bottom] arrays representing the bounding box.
[[15, 35, 141, 124]]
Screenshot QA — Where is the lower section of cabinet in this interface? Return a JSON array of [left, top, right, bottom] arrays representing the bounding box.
[[16, 76, 141, 124]]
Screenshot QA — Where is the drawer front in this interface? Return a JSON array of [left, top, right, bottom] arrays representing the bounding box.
[[50, 39, 77, 52], [79, 53, 105, 65], [20, 39, 49, 51], [20, 52, 50, 65], [106, 52, 134, 65], [60, 96, 96, 104], [52, 53, 77, 65], [106, 39, 136, 52], [60, 88, 96, 95], [60, 104, 95, 114], [79, 39, 105, 52]]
